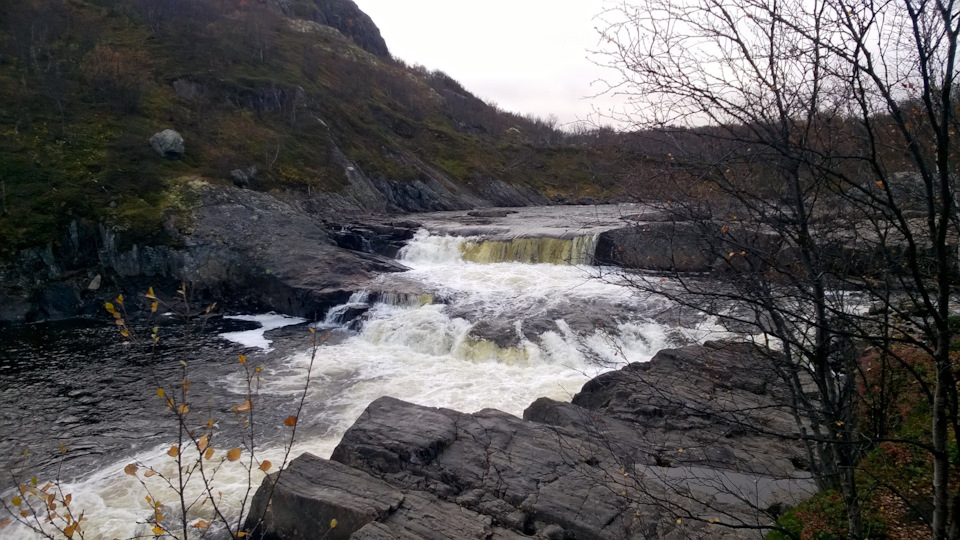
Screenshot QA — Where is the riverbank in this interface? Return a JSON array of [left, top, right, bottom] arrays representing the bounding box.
[[246, 340, 816, 539]]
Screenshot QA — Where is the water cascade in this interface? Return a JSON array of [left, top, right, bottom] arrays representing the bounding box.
[[461, 234, 599, 265], [0, 224, 726, 539]]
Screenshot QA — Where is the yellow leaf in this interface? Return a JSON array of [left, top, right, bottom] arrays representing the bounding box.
[[192, 520, 209, 529], [237, 533, 247, 538], [144, 470, 156, 478], [64, 522, 77, 537], [204, 447, 214, 461], [157, 388, 165, 398], [120, 329, 130, 338], [20, 511, 29, 518], [152, 525, 164, 535], [236, 400, 252, 413], [145, 287, 156, 299], [151, 302, 158, 313], [238, 354, 247, 365], [105, 302, 116, 314], [167, 446, 179, 458], [124, 464, 138, 476], [207, 419, 214, 428], [227, 448, 242, 462], [197, 434, 209, 452], [284, 416, 297, 427], [330, 518, 338, 528], [64, 494, 71, 507], [116, 294, 124, 305], [11, 496, 21, 506], [259, 460, 272, 472], [177, 403, 190, 415]]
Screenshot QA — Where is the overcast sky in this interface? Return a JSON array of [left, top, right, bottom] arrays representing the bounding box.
[[351, 0, 626, 129]]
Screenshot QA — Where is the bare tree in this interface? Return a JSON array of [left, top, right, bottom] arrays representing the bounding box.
[[596, 0, 960, 537]]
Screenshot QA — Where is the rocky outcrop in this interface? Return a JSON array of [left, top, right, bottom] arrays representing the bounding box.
[[313, 0, 390, 57], [247, 341, 816, 539], [595, 222, 718, 272], [0, 183, 407, 324]]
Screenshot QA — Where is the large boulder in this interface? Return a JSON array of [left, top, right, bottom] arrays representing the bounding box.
[[595, 222, 717, 271], [149, 129, 185, 158]]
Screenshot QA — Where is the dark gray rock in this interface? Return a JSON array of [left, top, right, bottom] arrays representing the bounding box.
[[149, 129, 185, 158], [313, 0, 390, 57], [252, 342, 816, 539], [595, 222, 717, 272], [172, 79, 203, 101], [467, 209, 518, 218], [38, 282, 81, 320], [325, 221, 418, 258], [244, 453, 403, 540], [229, 166, 258, 188]]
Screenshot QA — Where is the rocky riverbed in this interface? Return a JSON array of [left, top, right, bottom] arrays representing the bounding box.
[[245, 341, 816, 540]]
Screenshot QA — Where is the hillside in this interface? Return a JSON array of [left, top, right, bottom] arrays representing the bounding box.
[[0, 0, 646, 258]]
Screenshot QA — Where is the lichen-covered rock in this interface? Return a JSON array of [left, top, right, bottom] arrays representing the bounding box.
[[149, 129, 185, 158]]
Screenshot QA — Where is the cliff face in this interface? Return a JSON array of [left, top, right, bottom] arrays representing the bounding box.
[[312, 0, 390, 57]]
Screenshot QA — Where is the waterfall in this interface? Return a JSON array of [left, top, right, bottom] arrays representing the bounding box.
[[399, 229, 599, 265]]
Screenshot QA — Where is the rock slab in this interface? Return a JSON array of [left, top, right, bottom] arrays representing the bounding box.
[[247, 342, 818, 539]]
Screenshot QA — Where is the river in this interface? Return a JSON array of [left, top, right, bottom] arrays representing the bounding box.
[[0, 206, 726, 538]]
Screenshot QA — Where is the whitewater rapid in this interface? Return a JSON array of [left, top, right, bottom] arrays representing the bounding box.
[[1, 229, 726, 539]]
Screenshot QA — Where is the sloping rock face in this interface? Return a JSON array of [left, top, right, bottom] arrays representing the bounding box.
[[0, 184, 407, 324], [247, 342, 816, 539], [313, 0, 390, 57]]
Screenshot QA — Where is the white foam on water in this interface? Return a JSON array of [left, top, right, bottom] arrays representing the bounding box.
[[4, 231, 726, 539], [220, 313, 307, 351]]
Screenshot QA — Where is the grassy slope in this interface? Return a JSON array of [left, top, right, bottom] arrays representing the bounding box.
[[0, 0, 646, 259]]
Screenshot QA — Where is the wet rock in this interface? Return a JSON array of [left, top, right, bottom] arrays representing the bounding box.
[[38, 282, 82, 320], [325, 221, 418, 258], [351, 491, 509, 540], [254, 342, 816, 539], [467, 209, 518, 218], [244, 453, 404, 540], [595, 222, 717, 272], [149, 129, 185, 158]]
